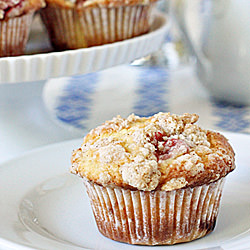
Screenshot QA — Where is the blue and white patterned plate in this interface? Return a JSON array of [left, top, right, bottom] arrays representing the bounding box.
[[43, 64, 250, 135]]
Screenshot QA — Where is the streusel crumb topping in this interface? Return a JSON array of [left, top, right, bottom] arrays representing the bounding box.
[[71, 112, 235, 191]]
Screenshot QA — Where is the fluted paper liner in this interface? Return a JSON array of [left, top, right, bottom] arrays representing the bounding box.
[[40, 4, 155, 50], [0, 12, 34, 57], [84, 178, 225, 245]]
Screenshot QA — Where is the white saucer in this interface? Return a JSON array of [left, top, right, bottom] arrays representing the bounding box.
[[0, 132, 250, 250], [0, 12, 169, 83]]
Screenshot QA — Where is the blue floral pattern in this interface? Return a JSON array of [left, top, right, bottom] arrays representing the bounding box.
[[133, 67, 169, 117], [56, 73, 98, 130], [212, 100, 250, 133], [45, 65, 250, 134]]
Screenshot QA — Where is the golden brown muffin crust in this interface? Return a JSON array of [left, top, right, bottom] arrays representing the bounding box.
[[71, 113, 235, 191]]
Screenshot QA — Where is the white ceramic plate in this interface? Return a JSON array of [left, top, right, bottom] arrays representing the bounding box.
[[0, 12, 169, 84], [0, 132, 249, 250]]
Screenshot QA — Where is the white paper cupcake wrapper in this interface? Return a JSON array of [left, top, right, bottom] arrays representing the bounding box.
[[0, 12, 34, 57], [84, 178, 225, 245], [40, 4, 155, 50]]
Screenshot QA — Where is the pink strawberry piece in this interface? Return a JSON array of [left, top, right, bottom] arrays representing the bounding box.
[[0, 0, 20, 10], [159, 138, 190, 160], [151, 131, 164, 145], [0, 0, 23, 19], [152, 133, 190, 160]]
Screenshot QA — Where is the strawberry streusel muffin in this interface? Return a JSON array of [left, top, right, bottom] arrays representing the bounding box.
[[71, 112, 235, 245], [0, 0, 45, 57], [40, 0, 157, 50]]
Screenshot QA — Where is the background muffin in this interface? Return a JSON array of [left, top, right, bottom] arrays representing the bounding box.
[[40, 0, 158, 51], [71, 112, 235, 245], [0, 0, 45, 57]]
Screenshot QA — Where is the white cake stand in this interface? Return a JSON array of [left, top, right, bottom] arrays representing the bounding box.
[[0, 12, 169, 84]]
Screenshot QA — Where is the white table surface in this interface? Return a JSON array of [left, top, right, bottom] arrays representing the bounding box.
[[0, 80, 81, 164]]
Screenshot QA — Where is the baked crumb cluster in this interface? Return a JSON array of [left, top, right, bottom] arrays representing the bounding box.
[[71, 112, 235, 191]]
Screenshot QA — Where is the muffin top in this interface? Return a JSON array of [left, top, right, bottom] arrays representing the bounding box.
[[71, 112, 235, 191], [44, 0, 157, 9], [0, 0, 45, 19]]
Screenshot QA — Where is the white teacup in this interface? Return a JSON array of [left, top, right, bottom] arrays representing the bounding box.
[[171, 0, 250, 105]]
